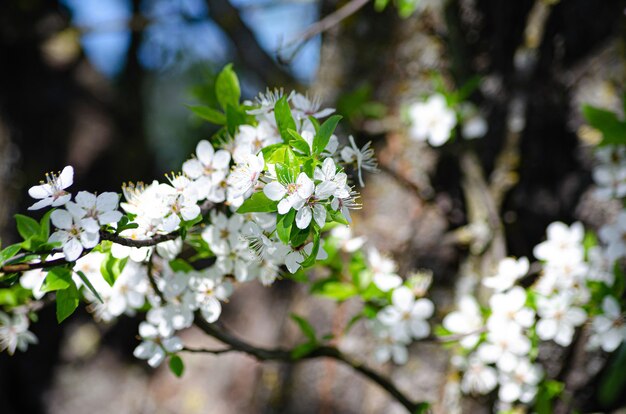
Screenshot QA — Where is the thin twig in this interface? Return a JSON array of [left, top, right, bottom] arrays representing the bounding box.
[[277, 0, 371, 63], [193, 315, 427, 413]]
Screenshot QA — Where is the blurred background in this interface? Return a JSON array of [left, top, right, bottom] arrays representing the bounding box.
[[1, 0, 625, 413]]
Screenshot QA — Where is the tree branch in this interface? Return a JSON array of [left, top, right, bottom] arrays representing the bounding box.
[[205, 0, 298, 88], [193, 315, 427, 413]]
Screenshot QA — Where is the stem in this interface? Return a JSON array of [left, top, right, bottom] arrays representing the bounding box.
[[0, 230, 179, 273], [193, 315, 427, 413]]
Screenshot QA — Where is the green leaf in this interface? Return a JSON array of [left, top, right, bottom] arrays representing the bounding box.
[[56, 281, 79, 323], [287, 129, 311, 155], [41, 267, 73, 292], [274, 96, 297, 143], [169, 258, 195, 273], [277, 209, 295, 244], [313, 281, 358, 301], [290, 342, 317, 360], [39, 210, 52, 240], [289, 225, 310, 247], [237, 192, 279, 214], [75, 270, 102, 303], [215, 64, 241, 111], [186, 104, 226, 125], [15, 214, 41, 241], [169, 355, 185, 377], [299, 233, 320, 268], [0, 244, 21, 266], [582, 104, 626, 146], [599, 343, 626, 406], [535, 379, 564, 414], [313, 115, 342, 154], [290, 314, 317, 342], [374, 0, 390, 11], [226, 103, 247, 136], [397, 0, 420, 18], [100, 253, 128, 287]]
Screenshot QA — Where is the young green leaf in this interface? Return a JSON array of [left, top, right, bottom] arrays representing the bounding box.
[[274, 96, 297, 143], [56, 281, 80, 323], [215, 64, 241, 111], [75, 270, 102, 303], [313, 115, 342, 154], [277, 210, 296, 244], [15, 214, 41, 241], [186, 104, 226, 125], [290, 342, 317, 360], [236, 192, 279, 214], [582, 104, 626, 146], [0, 244, 21, 266], [287, 129, 311, 155], [41, 267, 73, 292], [290, 314, 317, 342], [169, 355, 185, 377], [39, 210, 52, 240]]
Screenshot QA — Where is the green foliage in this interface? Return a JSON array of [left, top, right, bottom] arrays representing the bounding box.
[[535, 380, 564, 414], [15, 211, 55, 252], [41, 267, 73, 292], [56, 281, 80, 323], [291, 313, 317, 343], [169, 258, 195, 273], [236, 192, 279, 214], [75, 270, 103, 303], [598, 343, 626, 407], [100, 253, 128, 286], [313, 115, 342, 155], [169, 355, 185, 377], [185, 104, 226, 125], [374, 0, 421, 17], [582, 104, 626, 146], [215, 64, 241, 111], [312, 280, 358, 301], [276, 209, 296, 244], [0, 244, 21, 267], [274, 96, 297, 143], [336, 85, 387, 125]]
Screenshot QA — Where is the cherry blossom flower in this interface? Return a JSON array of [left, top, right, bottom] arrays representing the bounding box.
[[367, 248, 402, 292], [599, 212, 626, 261], [377, 286, 434, 340], [290, 92, 335, 120], [182, 140, 231, 180], [65, 191, 123, 233], [497, 358, 542, 403], [460, 357, 498, 395], [263, 172, 314, 215], [340, 135, 378, 187], [283, 241, 328, 274], [442, 295, 484, 349], [28, 165, 74, 210], [533, 221, 584, 265], [477, 325, 531, 372], [49, 209, 99, 261], [370, 321, 411, 365], [483, 257, 529, 292], [227, 152, 265, 199], [487, 287, 535, 332], [535, 292, 586, 346], [190, 273, 233, 323], [588, 296, 626, 352], [133, 321, 183, 367], [0, 313, 37, 355], [407, 94, 457, 147]]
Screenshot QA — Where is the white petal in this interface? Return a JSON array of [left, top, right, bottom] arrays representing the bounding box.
[[96, 192, 119, 212], [51, 194, 71, 207], [412, 298, 434, 319], [264, 182, 287, 201], [213, 150, 231, 169], [196, 140, 215, 165], [201, 297, 222, 323], [312, 204, 327, 228], [295, 207, 312, 229], [51, 209, 73, 230], [28, 184, 52, 199], [59, 166, 74, 189], [391, 287, 414, 311], [81, 231, 100, 249], [28, 197, 53, 210], [63, 238, 83, 261], [75, 191, 97, 209], [296, 173, 314, 199]]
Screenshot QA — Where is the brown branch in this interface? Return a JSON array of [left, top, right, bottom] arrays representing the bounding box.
[[278, 0, 371, 63], [193, 315, 427, 413], [0, 230, 179, 273], [205, 0, 297, 88]]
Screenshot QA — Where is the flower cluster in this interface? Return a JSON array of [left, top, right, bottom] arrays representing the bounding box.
[[1, 67, 380, 366], [406, 93, 487, 147]]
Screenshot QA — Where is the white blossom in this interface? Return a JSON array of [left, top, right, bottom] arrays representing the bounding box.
[[378, 286, 434, 340], [340, 135, 378, 187], [533, 221, 584, 265], [133, 321, 183, 367], [49, 209, 99, 261], [483, 257, 529, 292], [408, 94, 457, 147], [0, 313, 37, 355], [536, 292, 587, 346], [497, 358, 542, 403], [65, 191, 123, 232], [460, 357, 498, 395], [442, 295, 484, 349], [28, 165, 74, 210], [263, 172, 314, 215], [368, 248, 402, 292], [588, 296, 626, 352]]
